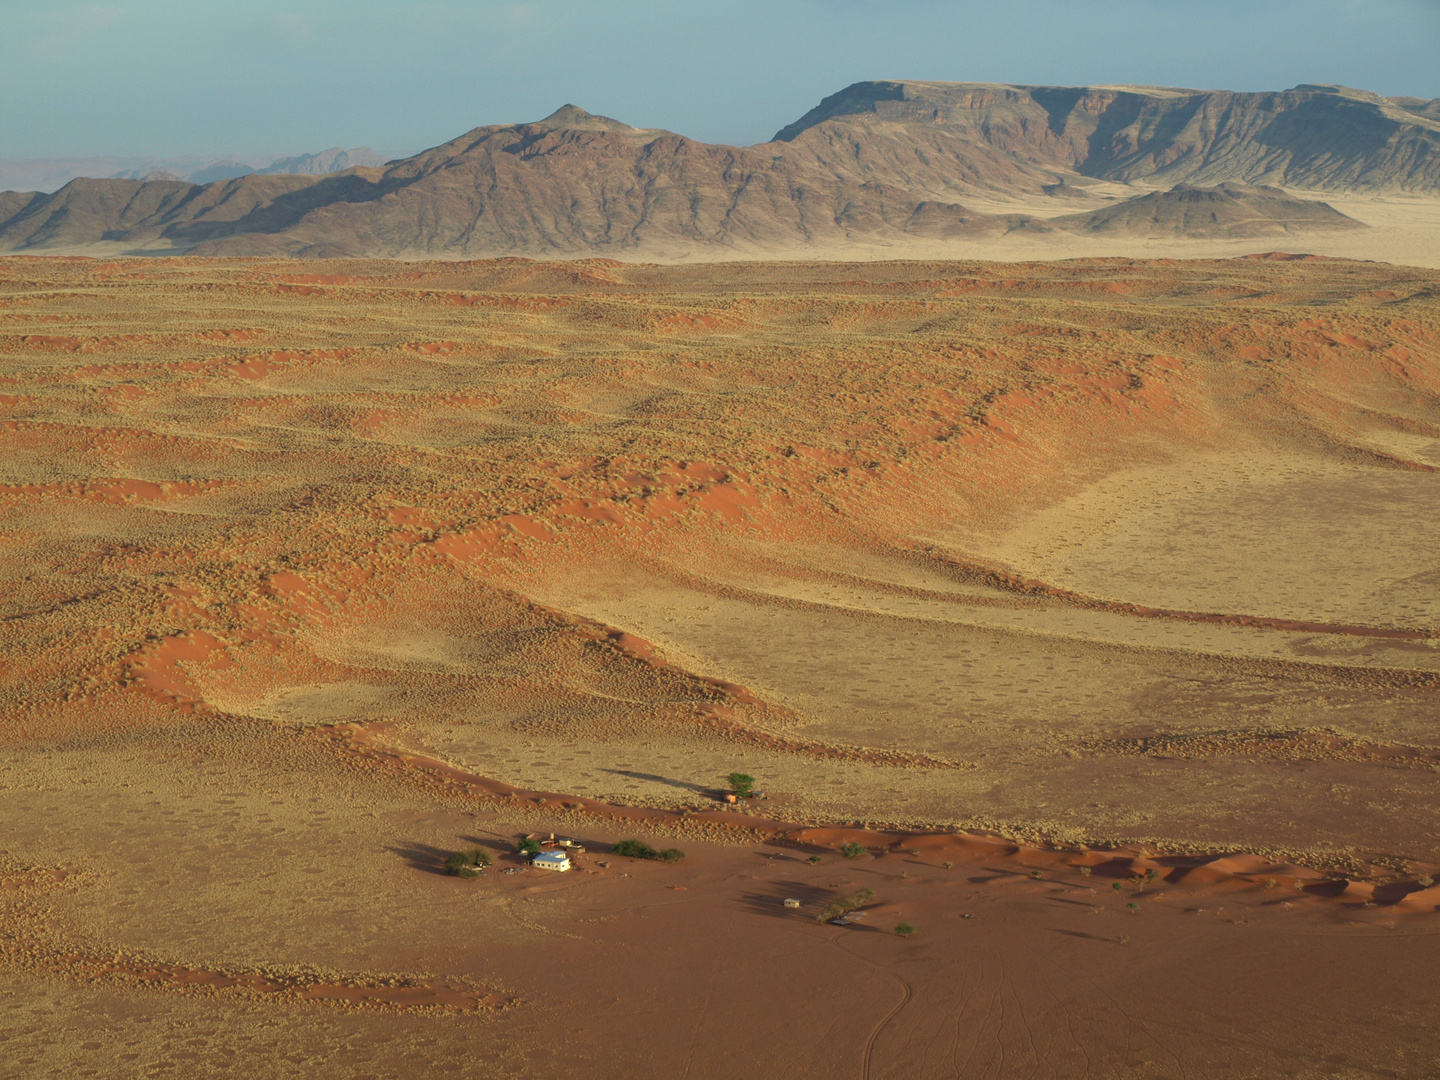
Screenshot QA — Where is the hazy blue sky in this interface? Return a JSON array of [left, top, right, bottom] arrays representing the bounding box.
[[2, 0, 1437, 158]]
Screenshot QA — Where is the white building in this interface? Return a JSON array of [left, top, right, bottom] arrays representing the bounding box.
[[532, 850, 571, 872]]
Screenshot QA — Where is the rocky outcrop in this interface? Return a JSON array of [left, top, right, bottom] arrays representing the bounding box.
[[1050, 183, 1366, 238]]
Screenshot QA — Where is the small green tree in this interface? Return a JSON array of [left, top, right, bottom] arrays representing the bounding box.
[[840, 841, 867, 859], [517, 838, 542, 856], [895, 922, 916, 937], [807, 855, 823, 864], [727, 772, 756, 798], [611, 839, 658, 860], [443, 848, 492, 877]]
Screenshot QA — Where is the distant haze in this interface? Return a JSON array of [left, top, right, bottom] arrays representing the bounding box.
[[1, 0, 1436, 159], [0, 149, 389, 194]]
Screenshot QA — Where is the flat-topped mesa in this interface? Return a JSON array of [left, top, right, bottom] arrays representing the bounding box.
[[774, 79, 1431, 136], [771, 79, 1440, 193]]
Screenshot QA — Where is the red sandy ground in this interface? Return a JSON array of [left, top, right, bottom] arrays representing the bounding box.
[[1, 255, 1438, 1078]]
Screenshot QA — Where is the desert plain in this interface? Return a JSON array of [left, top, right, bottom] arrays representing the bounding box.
[[1, 252, 1439, 1078]]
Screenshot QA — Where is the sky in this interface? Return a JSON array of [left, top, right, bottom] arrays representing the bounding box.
[[2, 0, 1437, 159]]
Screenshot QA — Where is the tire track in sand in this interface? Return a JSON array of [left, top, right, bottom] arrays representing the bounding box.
[[829, 932, 914, 1080]]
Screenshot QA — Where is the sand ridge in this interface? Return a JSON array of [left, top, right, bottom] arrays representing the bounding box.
[[2, 253, 1439, 1077]]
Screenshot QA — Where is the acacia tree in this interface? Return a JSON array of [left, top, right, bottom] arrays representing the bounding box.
[[727, 772, 756, 797]]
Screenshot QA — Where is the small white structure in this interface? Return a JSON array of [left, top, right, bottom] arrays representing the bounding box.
[[783, 898, 802, 909], [532, 850, 571, 872]]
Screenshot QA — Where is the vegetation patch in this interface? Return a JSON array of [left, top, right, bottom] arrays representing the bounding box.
[[611, 839, 685, 862], [443, 849, 492, 878], [818, 886, 874, 924], [727, 772, 756, 798]]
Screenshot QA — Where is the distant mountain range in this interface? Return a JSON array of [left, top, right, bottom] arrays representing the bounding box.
[[1, 81, 1435, 258], [0, 147, 388, 193]]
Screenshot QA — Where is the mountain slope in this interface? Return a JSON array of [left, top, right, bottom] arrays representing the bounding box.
[[0, 107, 1009, 258], [0, 81, 1434, 258], [776, 81, 1440, 195]]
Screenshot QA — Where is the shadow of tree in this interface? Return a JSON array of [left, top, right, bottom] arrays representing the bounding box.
[[600, 768, 717, 797], [737, 879, 835, 920], [387, 840, 456, 876], [1052, 928, 1122, 944]]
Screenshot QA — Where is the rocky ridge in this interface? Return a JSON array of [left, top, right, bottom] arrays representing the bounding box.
[[0, 81, 1426, 258]]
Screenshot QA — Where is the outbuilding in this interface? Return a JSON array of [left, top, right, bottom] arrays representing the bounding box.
[[532, 850, 572, 872]]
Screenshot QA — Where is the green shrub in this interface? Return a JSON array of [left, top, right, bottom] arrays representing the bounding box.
[[443, 853, 472, 876], [817, 886, 875, 924], [517, 839, 542, 856], [807, 855, 823, 864], [895, 922, 916, 937], [443, 848, 492, 877], [727, 772, 756, 797], [840, 841, 867, 859], [611, 839, 658, 860], [607, 839, 683, 862]]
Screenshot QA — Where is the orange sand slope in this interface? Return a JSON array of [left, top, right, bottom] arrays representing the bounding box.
[[1, 254, 1439, 1078]]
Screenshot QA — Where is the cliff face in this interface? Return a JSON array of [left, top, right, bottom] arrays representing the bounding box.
[[0, 82, 1427, 258], [774, 81, 1440, 195]]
